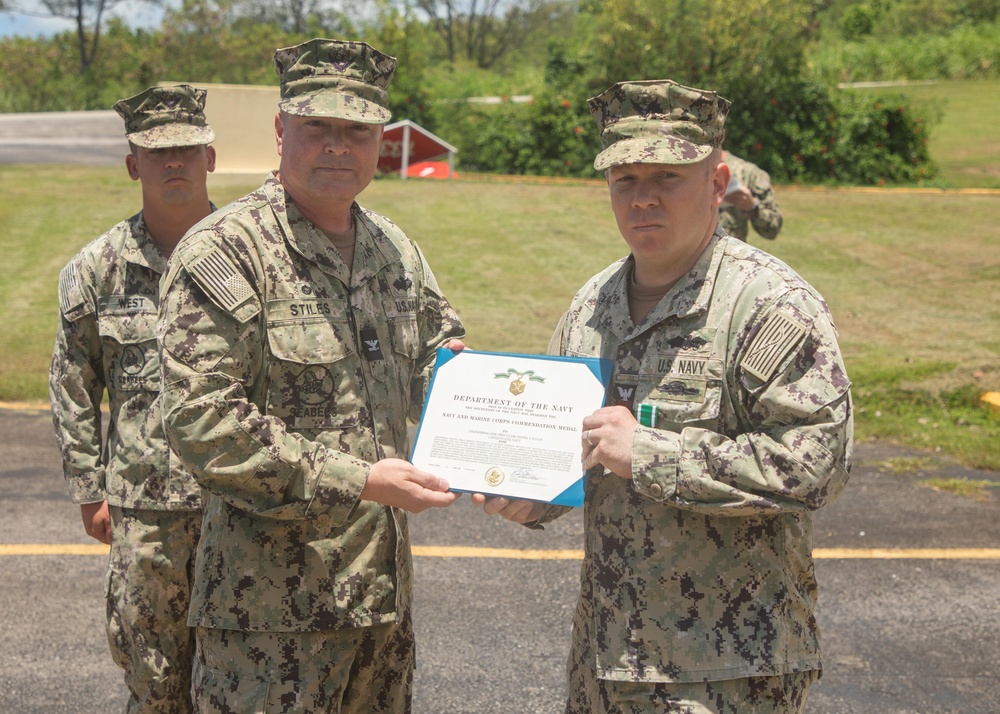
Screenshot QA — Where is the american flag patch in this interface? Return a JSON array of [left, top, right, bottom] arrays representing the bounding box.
[[187, 249, 254, 313], [58, 263, 79, 314], [740, 309, 808, 381]]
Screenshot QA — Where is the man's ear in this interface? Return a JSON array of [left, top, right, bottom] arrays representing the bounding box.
[[125, 152, 140, 181], [710, 160, 730, 206], [274, 112, 284, 157], [205, 146, 217, 173]]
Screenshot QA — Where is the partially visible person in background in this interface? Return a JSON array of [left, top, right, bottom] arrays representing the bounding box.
[[719, 150, 783, 242], [49, 84, 217, 713]]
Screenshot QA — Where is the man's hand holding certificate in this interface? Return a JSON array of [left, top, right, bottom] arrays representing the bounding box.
[[410, 350, 612, 507]]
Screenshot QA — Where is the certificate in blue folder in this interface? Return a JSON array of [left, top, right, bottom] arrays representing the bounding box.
[[410, 349, 612, 507]]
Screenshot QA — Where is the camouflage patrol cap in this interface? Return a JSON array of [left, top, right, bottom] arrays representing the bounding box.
[[273, 38, 396, 123], [588, 79, 730, 171], [113, 85, 215, 149]]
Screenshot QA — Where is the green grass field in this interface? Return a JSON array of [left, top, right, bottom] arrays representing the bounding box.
[[1, 80, 997, 468], [2, 167, 997, 468]]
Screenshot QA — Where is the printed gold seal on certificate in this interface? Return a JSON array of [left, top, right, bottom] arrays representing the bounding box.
[[485, 467, 505, 487], [494, 368, 545, 396]]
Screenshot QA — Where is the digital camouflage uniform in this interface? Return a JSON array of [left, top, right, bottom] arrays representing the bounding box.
[[49, 84, 215, 714], [537, 80, 852, 714], [546, 231, 852, 712], [50, 212, 204, 713], [719, 152, 783, 242], [156, 173, 464, 710]]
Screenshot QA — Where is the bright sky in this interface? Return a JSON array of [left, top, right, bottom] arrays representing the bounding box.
[[0, 1, 169, 38]]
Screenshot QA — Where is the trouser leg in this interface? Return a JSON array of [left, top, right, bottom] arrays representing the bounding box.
[[107, 506, 201, 714]]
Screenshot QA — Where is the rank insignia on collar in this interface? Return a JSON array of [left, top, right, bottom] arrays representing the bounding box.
[[360, 327, 384, 361]]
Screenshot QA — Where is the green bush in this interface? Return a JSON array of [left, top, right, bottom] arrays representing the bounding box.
[[438, 3, 936, 185], [827, 92, 936, 184], [450, 93, 598, 177], [722, 77, 838, 183], [721, 78, 935, 185]]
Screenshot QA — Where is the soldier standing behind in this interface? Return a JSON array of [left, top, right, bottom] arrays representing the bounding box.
[[477, 80, 852, 713], [49, 85, 217, 713], [719, 150, 784, 242], [157, 39, 464, 712]]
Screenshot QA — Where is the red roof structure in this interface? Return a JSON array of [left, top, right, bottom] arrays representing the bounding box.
[[378, 120, 458, 179]]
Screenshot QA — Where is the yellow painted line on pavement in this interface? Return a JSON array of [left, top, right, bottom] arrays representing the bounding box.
[[0, 400, 109, 413], [413, 546, 585, 560], [412, 546, 1000, 560], [0, 401, 50, 411], [1, 544, 110, 555], [814, 548, 1000, 559], [4, 544, 1000, 560]]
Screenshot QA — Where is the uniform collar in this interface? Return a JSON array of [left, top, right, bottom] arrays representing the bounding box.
[[120, 202, 217, 275], [594, 228, 727, 341], [119, 211, 169, 274], [264, 174, 393, 288]]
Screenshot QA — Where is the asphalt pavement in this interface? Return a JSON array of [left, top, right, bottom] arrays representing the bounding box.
[[0, 111, 127, 166], [1, 405, 999, 713]]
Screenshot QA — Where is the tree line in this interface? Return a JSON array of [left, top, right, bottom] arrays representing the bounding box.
[[2, 0, 998, 183]]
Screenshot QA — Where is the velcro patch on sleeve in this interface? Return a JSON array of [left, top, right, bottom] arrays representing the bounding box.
[[186, 248, 259, 322], [740, 308, 808, 382], [58, 262, 86, 318]]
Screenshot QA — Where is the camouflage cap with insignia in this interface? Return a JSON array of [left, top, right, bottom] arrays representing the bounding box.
[[588, 79, 730, 171], [113, 84, 215, 149], [273, 38, 396, 123]]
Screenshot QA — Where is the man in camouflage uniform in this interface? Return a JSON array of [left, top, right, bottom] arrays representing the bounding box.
[[477, 80, 852, 713], [156, 38, 464, 712], [49, 85, 217, 713], [719, 150, 783, 242]]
